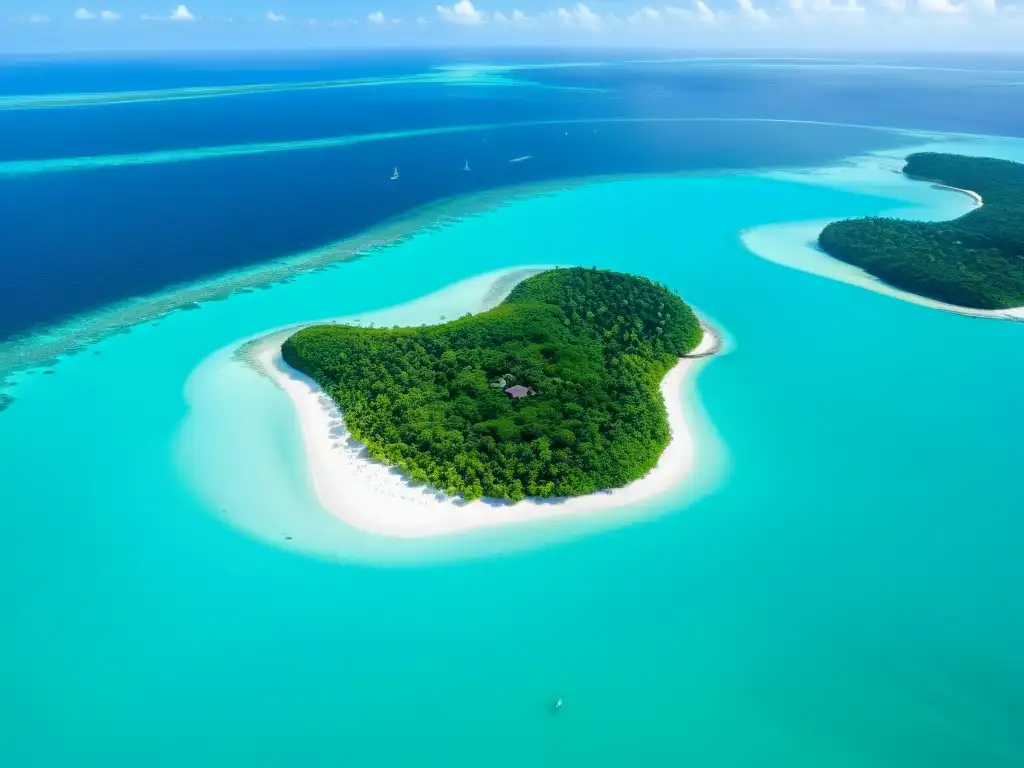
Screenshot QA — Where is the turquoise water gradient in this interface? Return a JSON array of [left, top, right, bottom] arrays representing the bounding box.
[[0, 118, 920, 179], [2, 162, 1023, 764]]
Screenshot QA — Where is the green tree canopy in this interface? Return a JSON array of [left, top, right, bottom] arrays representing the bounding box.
[[818, 153, 1024, 309], [282, 267, 703, 502]]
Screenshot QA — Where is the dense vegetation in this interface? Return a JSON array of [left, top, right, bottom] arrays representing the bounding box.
[[283, 268, 703, 502], [818, 153, 1024, 309]]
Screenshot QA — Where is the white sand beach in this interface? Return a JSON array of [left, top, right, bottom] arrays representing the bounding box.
[[249, 287, 721, 539], [751, 154, 1023, 321], [931, 183, 983, 208]]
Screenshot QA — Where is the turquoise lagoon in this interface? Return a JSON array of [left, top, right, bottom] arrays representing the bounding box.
[[2, 135, 1023, 765]]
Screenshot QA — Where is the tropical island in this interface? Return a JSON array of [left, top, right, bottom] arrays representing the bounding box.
[[282, 267, 706, 504], [818, 152, 1024, 310]]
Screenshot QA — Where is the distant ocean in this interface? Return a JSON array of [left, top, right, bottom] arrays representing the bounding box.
[[0, 53, 1022, 766], [4, 52, 1024, 340]]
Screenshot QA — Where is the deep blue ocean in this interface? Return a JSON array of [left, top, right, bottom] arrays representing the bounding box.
[[2, 53, 1024, 339], [1, 53, 1022, 767]]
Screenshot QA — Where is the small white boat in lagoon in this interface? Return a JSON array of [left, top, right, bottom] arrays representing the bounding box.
[[463, 159, 471, 171], [390, 167, 400, 180], [554, 698, 563, 711]]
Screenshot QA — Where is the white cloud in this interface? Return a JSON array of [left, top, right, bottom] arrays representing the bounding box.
[[417, 14, 429, 22], [168, 4, 195, 21], [101, 9, 120, 20], [835, 0, 866, 12], [494, 10, 509, 21], [554, 3, 604, 28], [74, 7, 96, 20], [877, 0, 906, 10], [664, 5, 691, 18], [918, 0, 964, 10], [266, 10, 285, 22], [368, 10, 386, 23], [737, 0, 772, 20], [26, 13, 52, 22], [436, 0, 487, 24], [793, 0, 867, 13], [512, 8, 533, 22], [972, 0, 997, 11], [695, 0, 717, 21], [628, 5, 662, 22]]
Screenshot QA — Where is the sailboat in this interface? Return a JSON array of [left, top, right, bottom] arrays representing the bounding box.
[[390, 167, 399, 180], [463, 158, 471, 172]]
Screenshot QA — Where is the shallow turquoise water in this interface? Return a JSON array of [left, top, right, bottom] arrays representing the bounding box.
[[2, 155, 1023, 764]]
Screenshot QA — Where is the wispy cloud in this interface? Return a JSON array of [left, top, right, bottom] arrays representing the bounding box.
[[737, 0, 772, 21], [142, 4, 194, 21], [790, 0, 866, 15], [169, 4, 195, 21], [552, 3, 605, 29], [437, 0, 487, 24], [266, 10, 286, 22], [918, 0, 964, 11], [367, 10, 386, 23], [695, 1, 718, 21], [628, 5, 663, 23], [76, 6, 121, 20]]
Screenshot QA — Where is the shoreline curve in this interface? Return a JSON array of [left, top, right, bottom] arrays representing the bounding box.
[[745, 157, 1023, 322], [245, 277, 722, 539], [742, 222, 1024, 322]]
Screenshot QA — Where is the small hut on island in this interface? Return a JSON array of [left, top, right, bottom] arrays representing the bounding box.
[[504, 385, 534, 399]]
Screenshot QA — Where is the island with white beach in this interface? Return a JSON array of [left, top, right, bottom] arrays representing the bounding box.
[[817, 152, 1024, 314], [249, 267, 720, 538]]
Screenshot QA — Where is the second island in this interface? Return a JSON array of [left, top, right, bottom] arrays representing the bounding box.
[[818, 152, 1024, 310]]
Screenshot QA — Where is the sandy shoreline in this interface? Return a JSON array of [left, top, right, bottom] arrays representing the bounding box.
[[749, 158, 1024, 321], [741, 222, 1024, 322], [250, 311, 720, 539], [930, 183, 983, 207]]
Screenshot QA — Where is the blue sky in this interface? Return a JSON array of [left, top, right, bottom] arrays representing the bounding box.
[[1, 0, 1021, 51]]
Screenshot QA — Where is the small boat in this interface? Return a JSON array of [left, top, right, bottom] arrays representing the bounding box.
[[463, 159, 471, 172], [390, 167, 399, 180], [554, 698, 563, 711]]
